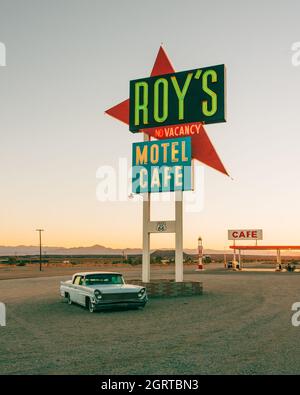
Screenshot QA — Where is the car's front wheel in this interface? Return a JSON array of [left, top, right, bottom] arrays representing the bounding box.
[[88, 298, 96, 313]]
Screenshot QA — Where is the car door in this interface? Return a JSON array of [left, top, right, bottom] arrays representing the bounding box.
[[71, 275, 82, 303], [76, 276, 87, 306]]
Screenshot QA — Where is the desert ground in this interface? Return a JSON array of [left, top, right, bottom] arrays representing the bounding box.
[[1, 263, 300, 375]]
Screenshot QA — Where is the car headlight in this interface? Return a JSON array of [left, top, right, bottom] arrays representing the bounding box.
[[138, 288, 146, 298], [94, 290, 102, 300]]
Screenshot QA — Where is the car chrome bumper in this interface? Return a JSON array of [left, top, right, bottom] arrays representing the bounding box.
[[94, 297, 147, 310]]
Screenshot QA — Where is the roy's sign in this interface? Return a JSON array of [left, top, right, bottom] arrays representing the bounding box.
[[228, 229, 263, 241], [129, 64, 226, 132], [132, 137, 192, 193]]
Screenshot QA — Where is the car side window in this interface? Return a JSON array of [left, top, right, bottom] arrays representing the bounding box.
[[74, 276, 81, 285]]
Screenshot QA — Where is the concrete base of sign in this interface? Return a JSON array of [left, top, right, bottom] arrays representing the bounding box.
[[130, 279, 203, 298]]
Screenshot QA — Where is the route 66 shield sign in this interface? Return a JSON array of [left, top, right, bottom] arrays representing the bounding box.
[[156, 222, 167, 232]]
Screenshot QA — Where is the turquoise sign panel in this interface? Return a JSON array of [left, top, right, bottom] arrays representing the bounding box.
[[132, 137, 192, 193]]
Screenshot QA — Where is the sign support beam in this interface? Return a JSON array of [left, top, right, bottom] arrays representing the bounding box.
[[142, 134, 151, 283], [175, 190, 183, 282], [141, 140, 185, 282], [277, 249, 281, 266], [142, 194, 150, 282]]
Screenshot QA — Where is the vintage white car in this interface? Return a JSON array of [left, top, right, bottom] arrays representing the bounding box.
[[60, 271, 147, 312]]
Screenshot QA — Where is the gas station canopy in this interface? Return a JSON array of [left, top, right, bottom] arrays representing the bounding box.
[[230, 246, 300, 251], [229, 245, 300, 269]]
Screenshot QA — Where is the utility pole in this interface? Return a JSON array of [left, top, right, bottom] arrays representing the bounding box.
[[36, 229, 44, 271]]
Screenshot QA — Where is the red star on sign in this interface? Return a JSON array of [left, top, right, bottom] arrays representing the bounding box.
[[105, 46, 228, 176]]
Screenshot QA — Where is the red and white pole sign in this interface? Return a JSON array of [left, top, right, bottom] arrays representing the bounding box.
[[228, 229, 263, 241], [196, 236, 204, 270]]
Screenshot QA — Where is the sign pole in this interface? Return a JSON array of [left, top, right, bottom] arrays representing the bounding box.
[[276, 249, 281, 270], [175, 190, 183, 282], [142, 133, 151, 283], [233, 239, 236, 262]]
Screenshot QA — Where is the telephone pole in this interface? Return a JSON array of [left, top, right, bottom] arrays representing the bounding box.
[[36, 229, 44, 271]]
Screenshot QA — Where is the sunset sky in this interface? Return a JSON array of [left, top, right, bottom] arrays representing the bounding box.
[[1, 0, 300, 250]]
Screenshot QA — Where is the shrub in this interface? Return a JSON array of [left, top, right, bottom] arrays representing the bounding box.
[[16, 261, 26, 267], [8, 257, 17, 265]]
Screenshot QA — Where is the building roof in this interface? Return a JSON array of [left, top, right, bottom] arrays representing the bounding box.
[[230, 245, 300, 250]]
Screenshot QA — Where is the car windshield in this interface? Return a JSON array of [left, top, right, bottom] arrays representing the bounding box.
[[85, 274, 124, 285]]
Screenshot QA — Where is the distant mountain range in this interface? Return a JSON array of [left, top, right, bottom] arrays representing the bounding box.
[[0, 244, 227, 256], [1, 245, 298, 256]]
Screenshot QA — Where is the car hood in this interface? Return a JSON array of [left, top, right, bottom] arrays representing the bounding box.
[[84, 284, 143, 293]]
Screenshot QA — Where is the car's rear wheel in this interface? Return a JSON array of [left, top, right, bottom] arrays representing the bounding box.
[[66, 293, 72, 305], [65, 293, 73, 304], [88, 298, 95, 313]]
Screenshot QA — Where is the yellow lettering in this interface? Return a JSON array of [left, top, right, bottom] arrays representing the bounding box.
[[136, 146, 148, 165], [181, 141, 188, 162], [160, 142, 170, 163], [150, 144, 159, 164], [171, 142, 179, 162]]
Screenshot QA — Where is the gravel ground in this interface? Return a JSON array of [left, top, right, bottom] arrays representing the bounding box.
[[1, 265, 300, 375]]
